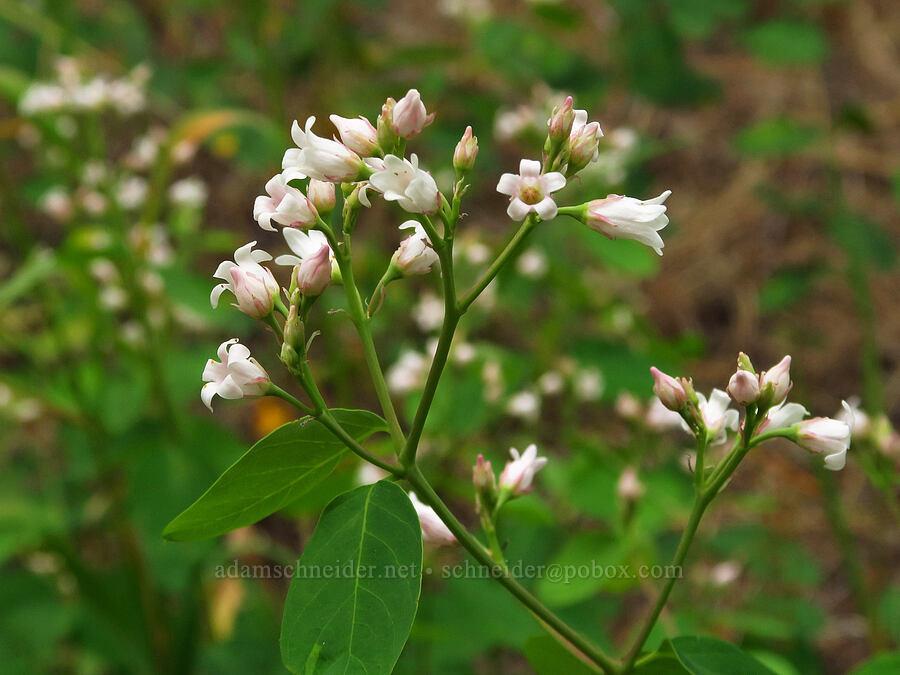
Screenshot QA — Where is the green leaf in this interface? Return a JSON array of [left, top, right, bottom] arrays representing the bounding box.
[[850, 653, 900, 675], [163, 409, 386, 541], [280, 481, 422, 675], [670, 636, 776, 674], [744, 20, 828, 66], [524, 635, 602, 674]]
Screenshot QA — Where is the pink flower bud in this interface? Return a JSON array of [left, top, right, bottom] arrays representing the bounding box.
[[307, 178, 335, 215], [760, 355, 792, 405], [392, 89, 434, 139], [726, 369, 760, 406], [650, 367, 687, 411], [294, 244, 332, 296], [453, 125, 479, 173], [329, 114, 379, 157], [547, 95, 575, 142], [567, 120, 603, 174], [473, 454, 496, 492]]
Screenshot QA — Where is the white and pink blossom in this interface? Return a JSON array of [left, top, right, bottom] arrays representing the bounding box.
[[253, 174, 317, 231], [498, 444, 548, 495], [211, 242, 280, 318], [282, 116, 365, 183], [797, 401, 853, 471], [392, 89, 434, 138], [201, 339, 270, 411], [408, 492, 456, 545], [329, 114, 380, 157], [367, 154, 441, 214], [496, 159, 566, 221], [585, 191, 671, 255]]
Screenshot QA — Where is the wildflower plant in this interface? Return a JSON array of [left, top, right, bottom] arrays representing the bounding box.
[[166, 91, 855, 674]]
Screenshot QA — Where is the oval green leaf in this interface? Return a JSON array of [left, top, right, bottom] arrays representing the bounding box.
[[280, 480, 423, 675], [670, 636, 776, 675], [163, 409, 386, 541]]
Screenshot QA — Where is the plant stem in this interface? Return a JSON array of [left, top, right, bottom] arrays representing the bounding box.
[[329, 224, 406, 451], [458, 214, 539, 313], [405, 465, 621, 674], [317, 410, 405, 477], [268, 383, 313, 415], [622, 498, 706, 671]]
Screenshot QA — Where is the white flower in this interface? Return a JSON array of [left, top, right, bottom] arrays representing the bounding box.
[[201, 339, 270, 411], [392, 221, 439, 276], [538, 371, 565, 396], [516, 248, 548, 278], [211, 242, 280, 318], [392, 89, 434, 138], [275, 228, 336, 275], [39, 187, 72, 220], [567, 110, 603, 170], [498, 444, 548, 495], [387, 350, 429, 394], [496, 159, 566, 221], [574, 368, 604, 401], [726, 369, 760, 406], [169, 177, 207, 208], [116, 176, 148, 210], [413, 291, 444, 332], [19, 83, 66, 115], [645, 397, 684, 431], [253, 174, 317, 231], [835, 397, 870, 438], [756, 400, 808, 434], [586, 191, 671, 255], [506, 390, 540, 419], [368, 154, 441, 214], [617, 466, 645, 501], [329, 114, 379, 156], [408, 492, 456, 545], [694, 389, 739, 445], [282, 116, 365, 182], [797, 401, 853, 471]]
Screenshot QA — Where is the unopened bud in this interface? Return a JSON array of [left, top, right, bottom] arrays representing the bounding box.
[[727, 369, 760, 406], [650, 366, 687, 411], [566, 121, 602, 175], [377, 98, 398, 152], [473, 454, 496, 492], [453, 126, 479, 174], [760, 355, 792, 406], [547, 95, 575, 143], [736, 351, 755, 373], [307, 179, 335, 215], [392, 89, 434, 139], [294, 246, 332, 296]]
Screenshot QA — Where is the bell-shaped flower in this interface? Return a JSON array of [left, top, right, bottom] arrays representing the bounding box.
[[253, 174, 317, 231], [797, 401, 853, 471], [496, 159, 566, 221], [408, 492, 456, 545], [585, 191, 671, 255], [294, 244, 332, 296], [392, 89, 434, 138], [201, 339, 270, 411], [392, 221, 439, 276], [329, 114, 380, 157], [211, 242, 280, 318], [498, 444, 548, 495], [282, 116, 365, 183], [694, 389, 739, 445], [368, 154, 441, 214]]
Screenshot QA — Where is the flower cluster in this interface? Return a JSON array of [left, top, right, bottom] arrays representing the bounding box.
[[651, 353, 852, 471], [199, 90, 680, 543], [19, 57, 149, 117]]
